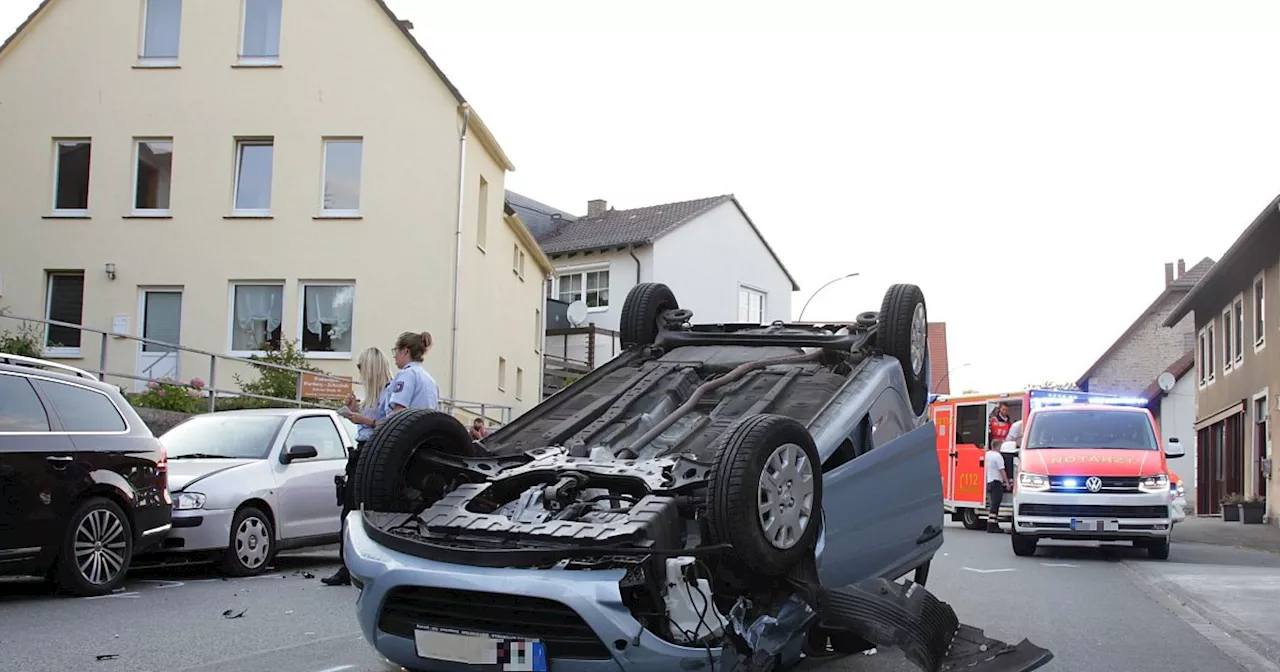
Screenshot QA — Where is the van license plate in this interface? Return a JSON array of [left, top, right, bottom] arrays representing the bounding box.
[[413, 626, 547, 670], [1070, 518, 1119, 532]]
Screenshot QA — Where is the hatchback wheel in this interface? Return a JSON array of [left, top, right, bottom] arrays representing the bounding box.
[[223, 506, 275, 576], [57, 497, 134, 597]]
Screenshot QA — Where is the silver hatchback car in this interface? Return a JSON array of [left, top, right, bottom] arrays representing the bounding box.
[[157, 408, 354, 575]]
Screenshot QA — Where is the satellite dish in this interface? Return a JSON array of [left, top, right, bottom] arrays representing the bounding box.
[[566, 300, 589, 327], [1157, 371, 1176, 393]]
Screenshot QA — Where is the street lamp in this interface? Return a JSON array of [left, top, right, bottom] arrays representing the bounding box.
[[797, 272, 860, 322], [936, 362, 971, 392]]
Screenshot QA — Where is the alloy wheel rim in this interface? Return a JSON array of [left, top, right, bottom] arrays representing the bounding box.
[[234, 517, 270, 569], [74, 509, 128, 585], [757, 442, 815, 550], [909, 303, 926, 376]]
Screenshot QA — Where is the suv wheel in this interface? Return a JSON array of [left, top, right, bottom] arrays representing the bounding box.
[[57, 497, 134, 597], [1144, 537, 1171, 560], [223, 506, 275, 576], [876, 284, 929, 415], [1011, 531, 1037, 557]]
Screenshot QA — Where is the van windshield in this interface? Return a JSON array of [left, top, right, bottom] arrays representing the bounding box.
[[1025, 410, 1158, 451]]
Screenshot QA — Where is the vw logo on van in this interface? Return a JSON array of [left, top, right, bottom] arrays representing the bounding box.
[[1085, 477, 1103, 493]]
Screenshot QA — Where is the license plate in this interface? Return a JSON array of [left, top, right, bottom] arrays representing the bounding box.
[[1070, 518, 1119, 532], [413, 626, 547, 671]]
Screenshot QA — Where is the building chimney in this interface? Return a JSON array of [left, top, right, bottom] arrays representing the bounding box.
[[1177, 258, 1186, 278], [587, 199, 607, 217], [398, 19, 414, 30], [1165, 262, 1175, 287]]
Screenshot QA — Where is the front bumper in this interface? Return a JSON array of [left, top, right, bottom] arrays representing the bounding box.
[[1012, 490, 1173, 540], [162, 507, 237, 551], [344, 512, 722, 672]]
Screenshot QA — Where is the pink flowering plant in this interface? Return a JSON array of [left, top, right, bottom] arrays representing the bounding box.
[[130, 376, 207, 414]]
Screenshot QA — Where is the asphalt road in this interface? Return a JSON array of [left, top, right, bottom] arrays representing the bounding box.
[[1, 523, 1277, 672]]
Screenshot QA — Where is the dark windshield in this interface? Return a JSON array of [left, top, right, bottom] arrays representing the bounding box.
[[162, 414, 286, 460], [1026, 410, 1158, 450]]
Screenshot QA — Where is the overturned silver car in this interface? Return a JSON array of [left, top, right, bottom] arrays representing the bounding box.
[[344, 282, 1053, 672]]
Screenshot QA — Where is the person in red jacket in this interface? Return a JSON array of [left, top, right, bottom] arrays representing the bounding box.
[[989, 403, 1012, 444]]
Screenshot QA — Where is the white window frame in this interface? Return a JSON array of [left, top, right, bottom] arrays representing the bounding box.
[[512, 244, 526, 280], [738, 285, 768, 324], [476, 176, 489, 252], [132, 137, 174, 216], [238, 0, 283, 66], [51, 138, 91, 217], [1198, 322, 1216, 388], [232, 138, 273, 216], [555, 263, 610, 312], [44, 271, 85, 359], [227, 281, 284, 357], [1197, 328, 1206, 387], [319, 137, 362, 217], [516, 367, 524, 401], [138, 0, 182, 67], [1233, 294, 1245, 365], [1222, 305, 1234, 373], [534, 308, 542, 354], [498, 356, 507, 392], [1255, 270, 1267, 352], [297, 281, 356, 360]]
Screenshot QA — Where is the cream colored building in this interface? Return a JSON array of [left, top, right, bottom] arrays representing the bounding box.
[[0, 0, 553, 420]]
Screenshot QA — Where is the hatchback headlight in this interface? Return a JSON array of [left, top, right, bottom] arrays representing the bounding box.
[[1018, 472, 1050, 492], [174, 492, 206, 510], [1139, 474, 1170, 493]]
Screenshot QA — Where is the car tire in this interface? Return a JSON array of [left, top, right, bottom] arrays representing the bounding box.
[[353, 409, 476, 513], [876, 284, 929, 416], [223, 506, 275, 577], [620, 282, 679, 348], [1011, 531, 1037, 557], [961, 508, 983, 530], [1145, 537, 1171, 560], [56, 497, 134, 597], [706, 414, 823, 576]]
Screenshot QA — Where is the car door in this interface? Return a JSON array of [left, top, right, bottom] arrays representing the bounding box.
[[818, 388, 944, 589], [270, 415, 348, 541], [0, 372, 78, 568]]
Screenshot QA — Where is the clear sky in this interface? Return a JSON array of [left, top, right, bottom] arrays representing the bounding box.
[[4, 0, 1279, 394]]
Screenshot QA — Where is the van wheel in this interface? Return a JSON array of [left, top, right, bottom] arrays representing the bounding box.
[[1145, 537, 1170, 560], [57, 497, 134, 597], [877, 284, 929, 415], [961, 508, 983, 530], [1011, 532, 1037, 557]]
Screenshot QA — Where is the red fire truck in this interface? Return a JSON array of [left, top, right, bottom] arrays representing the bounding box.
[[930, 388, 1150, 529]]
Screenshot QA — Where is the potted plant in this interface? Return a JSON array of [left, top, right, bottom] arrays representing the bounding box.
[[1239, 494, 1267, 525], [1221, 493, 1243, 521]]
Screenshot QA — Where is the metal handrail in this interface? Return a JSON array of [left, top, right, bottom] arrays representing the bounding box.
[[0, 312, 514, 423]]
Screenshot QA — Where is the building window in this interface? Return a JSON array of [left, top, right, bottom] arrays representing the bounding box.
[[738, 286, 767, 323], [544, 278, 553, 299], [240, 0, 282, 63], [52, 139, 91, 215], [1207, 322, 1216, 383], [321, 138, 362, 215], [299, 283, 355, 356], [512, 245, 526, 279], [44, 272, 84, 357], [1222, 306, 1234, 372], [233, 139, 273, 214], [476, 176, 489, 250], [1198, 322, 1216, 387], [1233, 296, 1244, 364], [498, 356, 506, 391], [229, 283, 282, 353], [133, 139, 173, 214], [534, 308, 542, 353], [140, 0, 182, 63], [558, 269, 609, 309], [516, 367, 524, 401], [1256, 272, 1266, 350]]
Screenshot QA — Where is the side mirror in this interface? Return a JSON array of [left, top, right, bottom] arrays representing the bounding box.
[[1000, 440, 1018, 453], [281, 444, 318, 464], [1165, 437, 1185, 459]]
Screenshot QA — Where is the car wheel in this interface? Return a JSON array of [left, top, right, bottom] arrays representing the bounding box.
[[223, 506, 275, 576], [354, 409, 476, 513], [1145, 537, 1170, 560], [620, 282, 679, 348], [961, 508, 983, 530], [876, 284, 929, 415], [1011, 531, 1037, 557], [56, 497, 134, 597], [706, 414, 823, 576]]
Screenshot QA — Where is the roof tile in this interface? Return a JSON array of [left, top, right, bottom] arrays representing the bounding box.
[[535, 195, 733, 254]]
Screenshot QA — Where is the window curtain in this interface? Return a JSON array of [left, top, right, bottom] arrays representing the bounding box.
[[305, 286, 353, 341], [234, 286, 281, 349]]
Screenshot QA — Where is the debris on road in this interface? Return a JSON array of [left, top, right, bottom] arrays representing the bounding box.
[[95, 654, 119, 661], [222, 608, 247, 619]]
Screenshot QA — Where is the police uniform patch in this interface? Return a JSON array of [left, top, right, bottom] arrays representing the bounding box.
[[394, 381, 405, 393]]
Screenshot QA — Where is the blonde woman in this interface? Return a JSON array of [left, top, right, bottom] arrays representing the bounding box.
[[324, 346, 394, 587]]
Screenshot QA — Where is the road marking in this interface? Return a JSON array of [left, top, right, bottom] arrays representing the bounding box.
[[1041, 562, 1079, 567], [313, 666, 355, 672], [1122, 562, 1280, 672], [85, 591, 140, 600], [962, 567, 1015, 574]]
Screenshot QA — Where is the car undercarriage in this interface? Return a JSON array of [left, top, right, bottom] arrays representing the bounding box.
[[347, 282, 1054, 672]]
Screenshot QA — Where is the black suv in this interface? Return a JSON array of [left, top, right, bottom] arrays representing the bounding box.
[[0, 353, 172, 596]]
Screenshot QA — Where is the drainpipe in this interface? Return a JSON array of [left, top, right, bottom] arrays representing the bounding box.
[[628, 245, 641, 284], [449, 103, 472, 403]]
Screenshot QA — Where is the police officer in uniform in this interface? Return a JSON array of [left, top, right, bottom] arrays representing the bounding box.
[[385, 331, 440, 413]]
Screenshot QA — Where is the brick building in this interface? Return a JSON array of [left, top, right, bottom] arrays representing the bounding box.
[[929, 322, 952, 394]]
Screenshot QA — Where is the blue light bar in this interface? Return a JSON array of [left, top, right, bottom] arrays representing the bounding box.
[[1028, 389, 1150, 410]]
